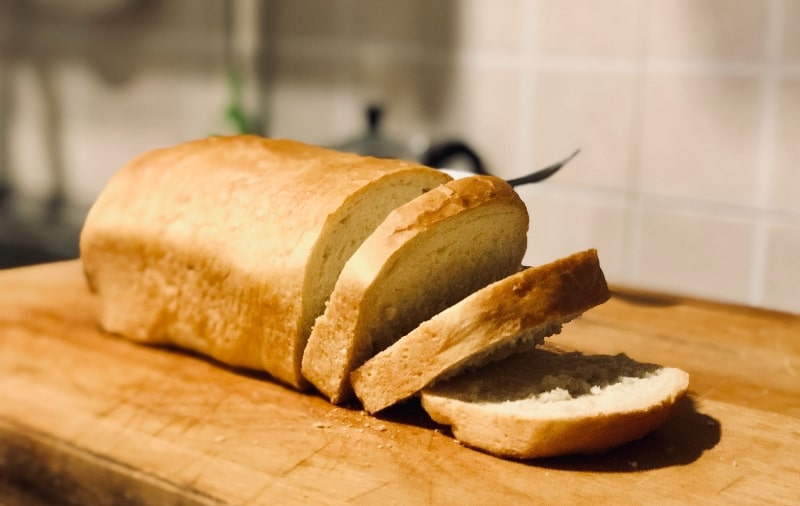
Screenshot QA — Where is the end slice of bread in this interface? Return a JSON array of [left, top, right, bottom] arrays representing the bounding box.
[[351, 249, 610, 413], [420, 345, 690, 459], [302, 175, 529, 403]]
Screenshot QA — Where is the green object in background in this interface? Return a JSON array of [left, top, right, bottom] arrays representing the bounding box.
[[224, 68, 253, 135], [216, 0, 263, 137]]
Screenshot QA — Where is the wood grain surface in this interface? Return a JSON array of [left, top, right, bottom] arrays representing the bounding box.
[[1, 261, 798, 505]]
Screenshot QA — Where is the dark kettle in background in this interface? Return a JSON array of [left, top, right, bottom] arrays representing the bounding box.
[[333, 104, 578, 185], [420, 139, 487, 175], [333, 104, 487, 175]]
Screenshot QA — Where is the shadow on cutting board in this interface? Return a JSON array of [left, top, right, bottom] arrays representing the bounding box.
[[379, 394, 721, 471], [150, 342, 720, 472], [534, 396, 721, 472]]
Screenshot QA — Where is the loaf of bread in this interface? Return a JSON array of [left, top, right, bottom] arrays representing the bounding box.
[[81, 135, 690, 460], [80, 135, 451, 389], [350, 249, 610, 413], [420, 345, 690, 459], [302, 175, 529, 404]]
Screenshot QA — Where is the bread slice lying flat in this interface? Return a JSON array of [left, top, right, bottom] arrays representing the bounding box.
[[80, 135, 450, 389], [303, 175, 529, 403], [420, 345, 690, 459], [351, 249, 610, 413]]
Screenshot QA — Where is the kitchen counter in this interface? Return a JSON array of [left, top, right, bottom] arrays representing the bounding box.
[[1, 260, 798, 505]]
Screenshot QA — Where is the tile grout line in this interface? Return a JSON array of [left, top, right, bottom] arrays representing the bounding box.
[[516, 0, 538, 265], [514, 0, 537, 179], [747, 0, 784, 306], [621, 0, 653, 286], [524, 182, 800, 225], [331, 0, 357, 134], [277, 39, 800, 77]]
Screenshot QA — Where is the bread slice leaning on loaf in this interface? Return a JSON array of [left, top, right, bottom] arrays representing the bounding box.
[[80, 135, 451, 389], [420, 345, 690, 459], [303, 175, 529, 403], [350, 249, 610, 413]]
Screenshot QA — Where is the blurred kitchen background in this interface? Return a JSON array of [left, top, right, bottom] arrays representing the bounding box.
[[0, 0, 798, 313]]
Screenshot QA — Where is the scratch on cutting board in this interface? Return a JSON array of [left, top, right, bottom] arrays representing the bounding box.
[[94, 398, 126, 419], [768, 338, 799, 379], [172, 394, 229, 437], [347, 480, 393, 503], [173, 415, 202, 437], [242, 485, 275, 505], [716, 474, 748, 496], [238, 440, 341, 504], [277, 438, 335, 478]]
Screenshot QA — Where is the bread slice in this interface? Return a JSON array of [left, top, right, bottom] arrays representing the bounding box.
[[350, 249, 610, 413], [302, 175, 529, 403], [420, 345, 690, 459], [80, 135, 451, 389]]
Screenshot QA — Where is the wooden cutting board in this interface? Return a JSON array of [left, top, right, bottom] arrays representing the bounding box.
[[1, 261, 798, 505]]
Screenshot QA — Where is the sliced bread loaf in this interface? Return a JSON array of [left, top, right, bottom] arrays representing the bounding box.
[[302, 175, 529, 403], [80, 135, 451, 389], [420, 345, 690, 459], [350, 249, 610, 413]]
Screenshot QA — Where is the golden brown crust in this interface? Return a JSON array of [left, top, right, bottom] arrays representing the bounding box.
[[423, 391, 688, 459], [351, 249, 611, 413], [303, 175, 529, 403], [421, 366, 689, 459], [80, 135, 450, 389]]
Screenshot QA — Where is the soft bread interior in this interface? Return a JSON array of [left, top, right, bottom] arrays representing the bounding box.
[[357, 206, 528, 355], [425, 348, 688, 417], [421, 346, 690, 458], [350, 249, 610, 413], [301, 171, 450, 351], [303, 176, 529, 403]]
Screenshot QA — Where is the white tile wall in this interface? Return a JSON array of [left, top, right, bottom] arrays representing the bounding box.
[[529, 70, 638, 190], [637, 207, 755, 302], [638, 73, 761, 206], [774, 78, 800, 213], [646, 0, 768, 62], [428, 64, 522, 176], [764, 224, 800, 309], [535, 0, 643, 59], [785, 0, 800, 64], [1, 0, 798, 313], [517, 185, 629, 282], [454, 0, 526, 52]]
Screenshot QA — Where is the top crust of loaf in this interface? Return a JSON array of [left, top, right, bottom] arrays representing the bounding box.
[[350, 249, 611, 413], [80, 135, 450, 389], [420, 346, 690, 459], [302, 175, 529, 403]]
